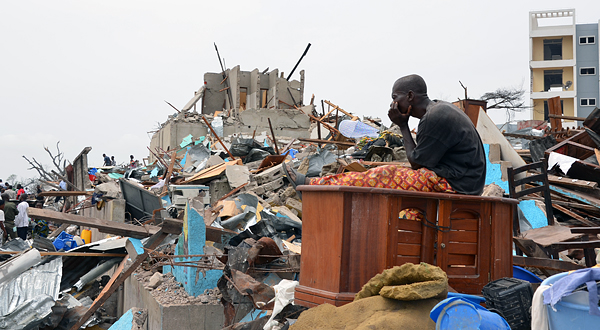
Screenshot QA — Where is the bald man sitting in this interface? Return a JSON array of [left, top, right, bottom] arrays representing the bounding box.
[[284, 74, 486, 202]]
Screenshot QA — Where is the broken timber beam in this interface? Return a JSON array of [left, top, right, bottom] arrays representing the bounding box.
[[513, 255, 583, 271], [324, 100, 359, 121], [548, 114, 586, 121], [69, 230, 169, 330], [29, 208, 159, 239], [297, 138, 355, 146], [38, 191, 92, 197]]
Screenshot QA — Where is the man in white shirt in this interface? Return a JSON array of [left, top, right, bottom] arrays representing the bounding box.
[[15, 194, 29, 240]]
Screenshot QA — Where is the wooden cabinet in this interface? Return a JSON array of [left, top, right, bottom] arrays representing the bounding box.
[[295, 186, 518, 307]]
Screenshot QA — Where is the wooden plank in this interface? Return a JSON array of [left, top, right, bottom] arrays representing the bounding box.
[[447, 254, 476, 266], [448, 230, 478, 243], [552, 204, 597, 227], [397, 232, 421, 244], [519, 225, 583, 247], [47, 223, 70, 239], [0, 251, 127, 257], [513, 255, 583, 271], [548, 96, 563, 130], [397, 243, 421, 256], [396, 256, 421, 265], [448, 219, 478, 231], [547, 174, 597, 189], [446, 242, 477, 255], [29, 208, 159, 239], [323, 100, 359, 121], [38, 191, 92, 197], [397, 220, 422, 232], [548, 114, 586, 121], [70, 231, 168, 330]]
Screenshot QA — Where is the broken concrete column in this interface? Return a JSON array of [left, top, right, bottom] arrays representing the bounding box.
[[163, 203, 223, 296]]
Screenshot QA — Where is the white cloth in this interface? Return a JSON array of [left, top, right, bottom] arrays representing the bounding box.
[[264, 280, 299, 330], [0, 210, 4, 222], [531, 284, 550, 330], [547, 152, 577, 174], [59, 180, 67, 190], [15, 201, 29, 228]]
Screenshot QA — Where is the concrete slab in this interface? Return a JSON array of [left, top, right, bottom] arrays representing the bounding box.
[[226, 165, 250, 188]]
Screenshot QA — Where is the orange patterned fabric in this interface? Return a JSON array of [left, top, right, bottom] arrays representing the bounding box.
[[308, 165, 455, 220], [308, 165, 455, 193]]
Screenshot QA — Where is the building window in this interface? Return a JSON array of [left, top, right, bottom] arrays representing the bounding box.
[[580, 67, 596, 75], [579, 36, 596, 45], [544, 39, 562, 60], [544, 70, 563, 91], [581, 98, 597, 106]]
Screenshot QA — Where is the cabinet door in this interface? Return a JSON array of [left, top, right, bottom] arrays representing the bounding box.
[[437, 200, 492, 294]]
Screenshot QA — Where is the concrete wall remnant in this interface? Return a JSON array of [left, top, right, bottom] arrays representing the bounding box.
[[163, 203, 223, 296], [150, 65, 310, 157]]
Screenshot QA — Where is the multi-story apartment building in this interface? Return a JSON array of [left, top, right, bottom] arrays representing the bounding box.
[[529, 9, 599, 126]]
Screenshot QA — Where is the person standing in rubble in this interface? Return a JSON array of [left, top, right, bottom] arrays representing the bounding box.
[[111, 155, 116, 166], [0, 200, 9, 243], [284, 74, 485, 202], [15, 184, 25, 199], [15, 193, 30, 240], [129, 155, 138, 169], [103, 153, 111, 166], [1, 193, 18, 240], [4, 184, 17, 200]]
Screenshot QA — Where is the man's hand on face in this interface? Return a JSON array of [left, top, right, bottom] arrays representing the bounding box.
[[388, 101, 410, 127]]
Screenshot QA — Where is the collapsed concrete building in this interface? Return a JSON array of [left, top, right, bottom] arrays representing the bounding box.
[[150, 66, 313, 160]]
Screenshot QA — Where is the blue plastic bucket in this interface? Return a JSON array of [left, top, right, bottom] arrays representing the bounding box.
[[542, 272, 600, 330], [447, 292, 486, 305], [430, 297, 511, 330], [513, 265, 543, 283]]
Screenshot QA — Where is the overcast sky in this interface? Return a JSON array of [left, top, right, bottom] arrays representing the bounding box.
[[2, 1, 599, 183]]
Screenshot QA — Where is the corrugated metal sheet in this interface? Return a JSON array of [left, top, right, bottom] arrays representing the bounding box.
[[0, 256, 62, 329]]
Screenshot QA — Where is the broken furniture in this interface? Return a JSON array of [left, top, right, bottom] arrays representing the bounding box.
[[507, 159, 600, 273], [294, 185, 518, 307], [544, 130, 600, 184]]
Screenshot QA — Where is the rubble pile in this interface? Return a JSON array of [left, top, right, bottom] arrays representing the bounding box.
[[6, 59, 600, 330]]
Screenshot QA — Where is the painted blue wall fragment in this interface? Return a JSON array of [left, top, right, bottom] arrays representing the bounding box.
[[109, 309, 133, 330], [518, 199, 548, 229], [127, 238, 145, 256], [483, 144, 509, 192], [164, 203, 223, 296]]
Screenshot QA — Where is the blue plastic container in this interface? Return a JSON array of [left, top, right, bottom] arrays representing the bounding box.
[[52, 231, 78, 251], [513, 265, 543, 283], [542, 272, 600, 330], [430, 297, 511, 330], [447, 292, 486, 305]]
